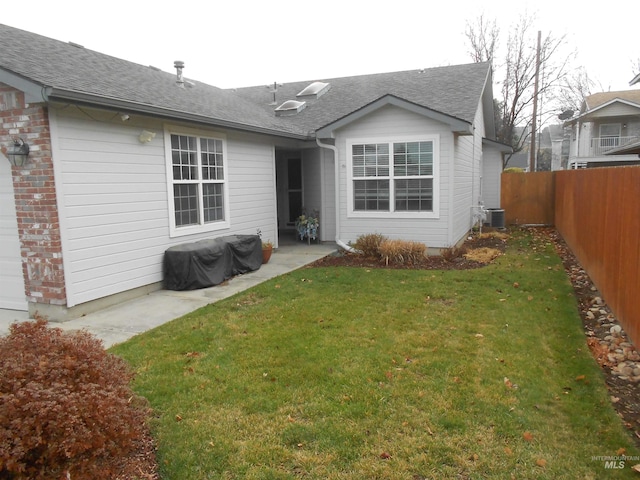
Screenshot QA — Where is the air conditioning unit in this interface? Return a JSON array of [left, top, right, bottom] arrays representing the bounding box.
[[486, 208, 505, 228]]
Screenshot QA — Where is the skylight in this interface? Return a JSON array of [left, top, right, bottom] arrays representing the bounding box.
[[275, 100, 306, 116], [296, 81, 330, 99]]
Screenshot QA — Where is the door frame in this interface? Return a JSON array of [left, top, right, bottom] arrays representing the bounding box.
[[275, 150, 304, 231]]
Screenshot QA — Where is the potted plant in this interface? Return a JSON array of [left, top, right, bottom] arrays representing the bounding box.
[[295, 211, 319, 244], [257, 229, 273, 264], [261, 240, 273, 264]]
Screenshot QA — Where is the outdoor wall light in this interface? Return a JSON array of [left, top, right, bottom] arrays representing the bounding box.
[[138, 130, 156, 143], [6, 138, 29, 166]]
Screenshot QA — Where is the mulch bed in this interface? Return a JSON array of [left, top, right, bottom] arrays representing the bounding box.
[[310, 231, 507, 270]]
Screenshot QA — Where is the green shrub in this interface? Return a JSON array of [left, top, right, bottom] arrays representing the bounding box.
[[378, 239, 427, 265], [353, 233, 387, 258], [0, 319, 150, 479]]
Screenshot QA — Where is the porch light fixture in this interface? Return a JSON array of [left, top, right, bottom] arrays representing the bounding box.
[[6, 138, 29, 166], [138, 130, 156, 143]]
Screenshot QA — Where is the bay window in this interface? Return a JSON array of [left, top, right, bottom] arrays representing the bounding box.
[[348, 136, 438, 217]]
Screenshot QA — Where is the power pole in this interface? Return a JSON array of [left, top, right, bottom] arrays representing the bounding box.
[[529, 30, 541, 172]]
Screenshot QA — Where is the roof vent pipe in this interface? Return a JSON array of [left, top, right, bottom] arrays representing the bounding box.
[[174, 60, 185, 86]]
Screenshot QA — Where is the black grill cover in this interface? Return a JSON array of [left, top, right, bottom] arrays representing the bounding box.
[[164, 235, 262, 291]]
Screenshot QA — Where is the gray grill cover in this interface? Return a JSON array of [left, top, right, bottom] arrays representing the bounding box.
[[164, 235, 262, 290]]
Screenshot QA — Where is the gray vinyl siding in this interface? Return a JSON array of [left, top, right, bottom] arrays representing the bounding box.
[[451, 133, 474, 245], [51, 107, 277, 307], [481, 144, 503, 209], [225, 131, 277, 237], [590, 102, 640, 118], [333, 105, 453, 249], [319, 148, 336, 242], [451, 102, 485, 245], [301, 146, 338, 243]]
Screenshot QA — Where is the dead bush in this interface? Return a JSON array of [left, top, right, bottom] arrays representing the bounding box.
[[354, 233, 387, 258], [0, 318, 151, 480], [464, 247, 502, 264], [378, 239, 427, 265], [441, 245, 467, 262], [479, 231, 509, 241]]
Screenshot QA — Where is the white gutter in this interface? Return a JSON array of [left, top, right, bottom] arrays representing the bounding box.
[[316, 137, 359, 254], [39, 86, 311, 141]]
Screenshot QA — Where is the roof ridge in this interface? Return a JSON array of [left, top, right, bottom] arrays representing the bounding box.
[[231, 61, 491, 91]]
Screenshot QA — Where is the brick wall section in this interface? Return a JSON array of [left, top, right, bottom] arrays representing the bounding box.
[[0, 84, 67, 306]]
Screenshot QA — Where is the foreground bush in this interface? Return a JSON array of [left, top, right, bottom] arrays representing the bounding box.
[[0, 319, 150, 479], [378, 239, 427, 265], [441, 245, 467, 262], [353, 233, 387, 258]]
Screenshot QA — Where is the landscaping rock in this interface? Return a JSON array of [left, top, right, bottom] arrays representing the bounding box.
[[544, 227, 640, 446]]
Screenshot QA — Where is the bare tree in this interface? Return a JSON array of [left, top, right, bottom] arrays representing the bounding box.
[[631, 59, 640, 86], [465, 15, 498, 64], [466, 13, 574, 169], [556, 67, 598, 118]]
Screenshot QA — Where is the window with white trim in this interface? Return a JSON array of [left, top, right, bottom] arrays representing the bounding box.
[[348, 136, 438, 217], [166, 129, 230, 236]]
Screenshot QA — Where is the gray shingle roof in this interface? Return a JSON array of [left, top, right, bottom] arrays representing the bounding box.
[[232, 63, 490, 133], [0, 23, 297, 137], [0, 23, 490, 140]]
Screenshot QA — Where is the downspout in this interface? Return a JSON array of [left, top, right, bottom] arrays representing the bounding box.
[[469, 127, 485, 234], [316, 137, 359, 253], [471, 127, 476, 232], [574, 120, 581, 169]]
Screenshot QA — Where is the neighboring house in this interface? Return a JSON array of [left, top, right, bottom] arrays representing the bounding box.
[[502, 126, 532, 171], [565, 90, 640, 168], [531, 124, 569, 171], [0, 24, 509, 320], [500, 124, 567, 172], [546, 124, 569, 171]]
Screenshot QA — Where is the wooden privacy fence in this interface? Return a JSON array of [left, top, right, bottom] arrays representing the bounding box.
[[500, 171, 555, 225], [501, 166, 640, 348]]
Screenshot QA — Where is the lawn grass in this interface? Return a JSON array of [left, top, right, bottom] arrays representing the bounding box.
[[111, 229, 639, 479]]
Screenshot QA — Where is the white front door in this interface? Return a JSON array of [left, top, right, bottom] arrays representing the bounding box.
[[0, 156, 26, 311]]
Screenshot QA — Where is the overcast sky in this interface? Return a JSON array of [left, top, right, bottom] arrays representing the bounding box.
[[5, 0, 638, 92]]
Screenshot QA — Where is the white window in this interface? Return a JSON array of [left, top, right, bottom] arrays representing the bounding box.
[[165, 127, 230, 237], [347, 135, 439, 218]]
